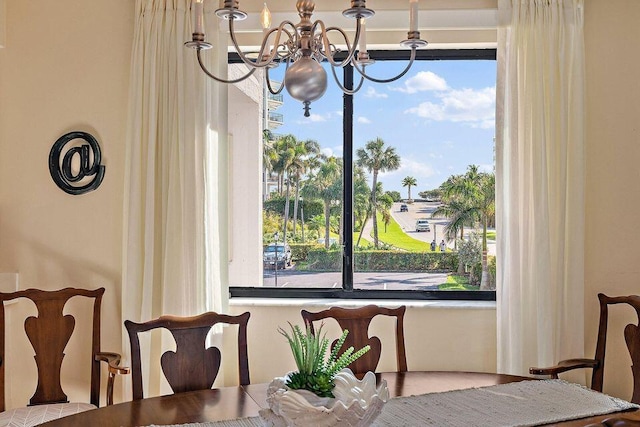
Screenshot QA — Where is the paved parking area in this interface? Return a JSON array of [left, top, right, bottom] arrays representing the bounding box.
[[263, 269, 448, 290]]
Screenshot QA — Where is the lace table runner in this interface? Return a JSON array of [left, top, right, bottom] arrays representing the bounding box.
[[150, 379, 639, 427]]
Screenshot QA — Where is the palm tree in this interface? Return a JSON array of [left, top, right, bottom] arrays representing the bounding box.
[[434, 166, 495, 289], [301, 157, 342, 250], [353, 166, 371, 248], [432, 198, 476, 274], [377, 191, 394, 234], [402, 176, 417, 201], [289, 139, 321, 239], [262, 129, 277, 199], [355, 181, 389, 247], [271, 135, 298, 244], [356, 138, 400, 248]]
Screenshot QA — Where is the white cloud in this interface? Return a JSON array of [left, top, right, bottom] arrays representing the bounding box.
[[404, 86, 496, 127], [363, 87, 388, 99], [294, 112, 333, 123], [321, 147, 335, 157], [307, 113, 327, 122], [394, 71, 448, 94], [380, 158, 436, 180], [478, 164, 494, 173], [321, 145, 345, 158], [357, 116, 372, 124]]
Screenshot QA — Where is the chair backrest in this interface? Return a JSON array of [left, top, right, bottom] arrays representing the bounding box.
[[125, 311, 250, 400], [584, 417, 640, 427], [300, 305, 407, 374], [0, 287, 105, 411], [592, 294, 640, 403]]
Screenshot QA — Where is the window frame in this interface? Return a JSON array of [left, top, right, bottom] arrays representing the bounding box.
[[229, 48, 497, 301]]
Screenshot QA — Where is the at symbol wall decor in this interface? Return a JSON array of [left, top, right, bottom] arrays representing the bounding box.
[[48, 131, 106, 195]]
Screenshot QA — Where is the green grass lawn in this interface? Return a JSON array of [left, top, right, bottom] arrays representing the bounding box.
[[354, 232, 374, 249], [438, 275, 478, 290], [374, 215, 433, 252]]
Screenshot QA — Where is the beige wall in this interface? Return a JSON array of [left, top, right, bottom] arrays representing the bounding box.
[[0, 0, 133, 407], [584, 0, 640, 399], [0, 0, 639, 409], [227, 302, 497, 385]]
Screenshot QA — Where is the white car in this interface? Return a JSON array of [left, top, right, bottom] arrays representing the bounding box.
[[263, 243, 292, 269], [415, 219, 431, 232]]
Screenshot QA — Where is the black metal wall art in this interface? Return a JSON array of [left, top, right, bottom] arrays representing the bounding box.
[[48, 131, 106, 195]]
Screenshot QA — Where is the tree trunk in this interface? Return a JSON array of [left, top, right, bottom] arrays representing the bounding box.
[[339, 206, 343, 245], [355, 208, 370, 248], [283, 174, 291, 245], [292, 178, 299, 238], [480, 218, 490, 290], [371, 171, 379, 248], [301, 201, 305, 243], [323, 201, 331, 250]]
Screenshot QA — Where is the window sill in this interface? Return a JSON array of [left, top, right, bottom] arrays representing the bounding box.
[[229, 297, 495, 310]]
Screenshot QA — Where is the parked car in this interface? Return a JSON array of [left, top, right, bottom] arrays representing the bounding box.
[[400, 204, 408, 212], [263, 243, 292, 269], [415, 218, 431, 232]]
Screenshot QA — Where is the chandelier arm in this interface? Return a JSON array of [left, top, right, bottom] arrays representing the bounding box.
[[313, 19, 361, 68], [196, 49, 257, 84], [228, 18, 297, 68], [352, 48, 418, 83], [329, 64, 365, 95], [265, 63, 287, 95]]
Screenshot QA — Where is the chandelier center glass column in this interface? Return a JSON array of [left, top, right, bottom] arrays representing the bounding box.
[[185, 0, 428, 117]]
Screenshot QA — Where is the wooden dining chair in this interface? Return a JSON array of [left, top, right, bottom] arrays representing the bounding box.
[[530, 294, 640, 403], [0, 288, 128, 426], [125, 311, 250, 400], [584, 417, 640, 427], [301, 305, 407, 375]]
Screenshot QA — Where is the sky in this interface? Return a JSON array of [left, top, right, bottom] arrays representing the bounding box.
[[268, 59, 496, 197]]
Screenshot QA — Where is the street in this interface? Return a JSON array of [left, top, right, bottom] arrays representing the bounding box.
[[391, 201, 449, 247], [391, 201, 496, 255], [263, 269, 448, 290]]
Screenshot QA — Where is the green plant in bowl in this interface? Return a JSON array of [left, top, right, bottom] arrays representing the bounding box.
[[278, 322, 370, 398]]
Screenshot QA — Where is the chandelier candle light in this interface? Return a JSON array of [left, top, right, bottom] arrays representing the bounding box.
[[185, 0, 427, 116]]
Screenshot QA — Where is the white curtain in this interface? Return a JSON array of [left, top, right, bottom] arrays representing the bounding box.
[[496, 0, 586, 376], [121, 0, 228, 399]]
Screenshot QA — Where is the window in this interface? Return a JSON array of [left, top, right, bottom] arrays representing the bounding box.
[[229, 49, 496, 300]]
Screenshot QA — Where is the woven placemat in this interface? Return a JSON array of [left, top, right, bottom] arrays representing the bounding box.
[[150, 379, 639, 427]]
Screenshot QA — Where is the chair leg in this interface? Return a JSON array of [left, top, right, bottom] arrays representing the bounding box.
[[107, 373, 115, 406]]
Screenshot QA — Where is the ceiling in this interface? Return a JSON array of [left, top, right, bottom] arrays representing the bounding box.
[[216, 0, 498, 50]]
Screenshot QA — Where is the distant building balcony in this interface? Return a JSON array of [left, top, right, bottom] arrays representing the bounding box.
[[268, 92, 284, 110], [268, 111, 284, 130], [267, 83, 284, 110]]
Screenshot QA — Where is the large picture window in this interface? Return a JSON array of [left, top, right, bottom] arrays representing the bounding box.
[[230, 49, 496, 300]]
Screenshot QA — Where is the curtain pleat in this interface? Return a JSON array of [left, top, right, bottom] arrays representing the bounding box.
[[496, 0, 585, 376], [121, 0, 227, 399]]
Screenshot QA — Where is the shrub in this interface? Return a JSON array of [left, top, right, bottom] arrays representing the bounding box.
[[289, 243, 322, 261], [305, 249, 458, 271]]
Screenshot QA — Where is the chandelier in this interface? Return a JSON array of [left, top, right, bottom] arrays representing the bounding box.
[[185, 0, 427, 116]]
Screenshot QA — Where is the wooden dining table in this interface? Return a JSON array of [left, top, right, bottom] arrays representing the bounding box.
[[39, 371, 640, 427]]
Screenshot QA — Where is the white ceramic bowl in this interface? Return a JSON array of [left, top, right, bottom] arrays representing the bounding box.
[[259, 368, 389, 427]]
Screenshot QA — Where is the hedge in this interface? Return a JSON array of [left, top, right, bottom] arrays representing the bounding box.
[[304, 249, 458, 272], [289, 243, 322, 261]]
